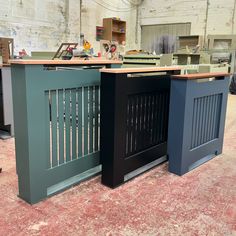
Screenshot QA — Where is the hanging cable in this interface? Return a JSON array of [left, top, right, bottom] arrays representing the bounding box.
[[121, 0, 132, 6], [91, 0, 136, 12], [125, 0, 144, 6], [100, 0, 135, 10]]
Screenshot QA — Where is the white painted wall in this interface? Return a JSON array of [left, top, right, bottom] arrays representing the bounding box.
[[81, 0, 139, 52], [0, 0, 139, 54], [140, 0, 236, 41], [0, 0, 81, 53], [0, 0, 235, 53]]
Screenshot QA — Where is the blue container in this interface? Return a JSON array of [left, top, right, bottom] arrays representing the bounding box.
[[168, 72, 230, 175]]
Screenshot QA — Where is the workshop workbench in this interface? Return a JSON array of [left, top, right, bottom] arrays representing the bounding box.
[[10, 59, 122, 204]]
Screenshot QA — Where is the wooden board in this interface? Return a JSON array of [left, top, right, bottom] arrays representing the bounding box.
[[100, 66, 182, 74], [103, 18, 126, 44], [9, 59, 122, 65], [172, 72, 230, 80], [174, 53, 200, 56], [0, 38, 14, 64], [178, 35, 203, 49]]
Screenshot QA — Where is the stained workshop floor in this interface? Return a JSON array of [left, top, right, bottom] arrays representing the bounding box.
[[0, 95, 236, 236]]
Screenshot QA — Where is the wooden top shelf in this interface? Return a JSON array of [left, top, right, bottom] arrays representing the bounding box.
[[9, 59, 122, 65], [105, 18, 126, 23], [0, 63, 10, 68], [100, 66, 182, 74], [172, 72, 230, 80]]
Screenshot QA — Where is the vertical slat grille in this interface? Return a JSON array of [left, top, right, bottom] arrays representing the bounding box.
[[125, 91, 169, 157], [45, 86, 100, 169], [191, 93, 222, 149]]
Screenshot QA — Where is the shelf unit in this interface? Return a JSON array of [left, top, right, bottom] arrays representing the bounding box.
[[123, 54, 161, 67], [103, 18, 126, 44], [207, 34, 236, 50]]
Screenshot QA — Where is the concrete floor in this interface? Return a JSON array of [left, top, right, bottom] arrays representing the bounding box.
[[0, 95, 236, 236]]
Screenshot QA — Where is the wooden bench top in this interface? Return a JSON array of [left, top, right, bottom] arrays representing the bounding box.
[[8, 59, 122, 65], [100, 66, 182, 74], [172, 72, 230, 80]]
